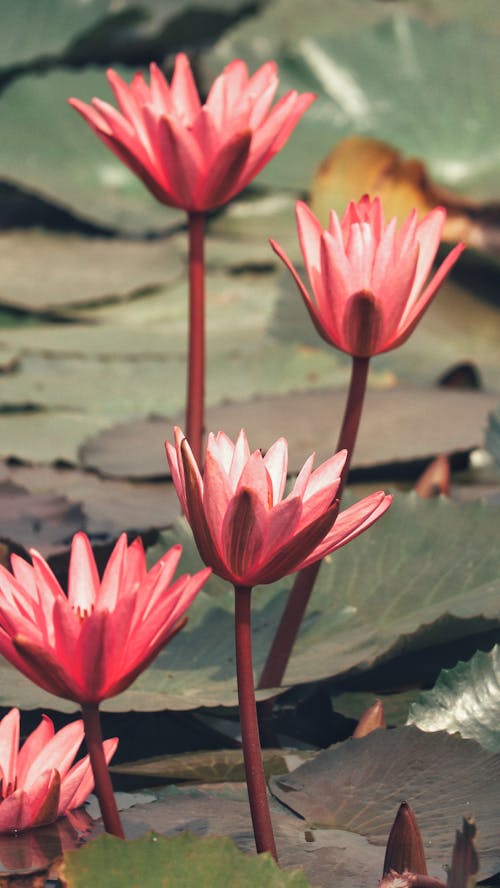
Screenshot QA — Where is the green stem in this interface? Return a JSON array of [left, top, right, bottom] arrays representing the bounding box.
[[81, 703, 124, 839], [234, 585, 278, 860], [257, 356, 370, 696], [186, 212, 206, 467]]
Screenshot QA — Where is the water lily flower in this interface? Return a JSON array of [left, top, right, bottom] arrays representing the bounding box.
[[0, 708, 117, 833], [166, 426, 392, 587], [271, 197, 465, 357], [0, 533, 211, 705], [69, 54, 315, 213]]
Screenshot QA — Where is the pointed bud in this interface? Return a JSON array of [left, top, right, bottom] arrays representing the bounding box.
[[383, 802, 428, 877], [447, 818, 478, 888], [353, 698, 386, 738], [414, 455, 450, 499]]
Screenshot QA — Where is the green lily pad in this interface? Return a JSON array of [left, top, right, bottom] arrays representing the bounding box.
[[270, 726, 500, 882], [4, 490, 498, 714], [79, 385, 496, 479], [111, 747, 313, 784], [1, 488, 498, 713], [0, 462, 180, 554], [58, 832, 313, 888], [0, 0, 109, 73], [207, 13, 500, 199], [272, 269, 500, 394], [0, 231, 182, 313], [0, 68, 179, 235], [408, 645, 500, 752]]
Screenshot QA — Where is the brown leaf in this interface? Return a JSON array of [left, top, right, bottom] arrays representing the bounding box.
[[310, 136, 500, 255]]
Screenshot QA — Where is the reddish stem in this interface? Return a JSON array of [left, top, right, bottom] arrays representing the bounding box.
[[186, 212, 206, 466], [81, 703, 124, 839], [257, 356, 370, 695], [234, 585, 278, 860]]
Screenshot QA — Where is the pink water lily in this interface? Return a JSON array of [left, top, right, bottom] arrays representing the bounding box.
[[0, 708, 117, 833], [166, 427, 392, 587], [69, 54, 315, 213], [271, 197, 465, 357], [0, 533, 211, 705]]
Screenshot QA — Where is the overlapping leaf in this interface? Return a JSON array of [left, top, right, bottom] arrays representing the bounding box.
[[206, 12, 500, 199], [58, 832, 313, 888], [408, 645, 500, 752], [1, 494, 498, 712]]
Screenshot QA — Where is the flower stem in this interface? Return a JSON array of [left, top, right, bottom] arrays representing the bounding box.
[[234, 585, 278, 860], [257, 356, 370, 695], [186, 211, 206, 467], [81, 703, 124, 839]]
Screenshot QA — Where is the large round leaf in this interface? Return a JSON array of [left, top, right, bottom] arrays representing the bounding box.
[[0, 68, 178, 234], [270, 726, 500, 882], [1, 494, 498, 712], [206, 12, 500, 199], [58, 832, 313, 888], [408, 644, 500, 752], [0, 0, 109, 73]]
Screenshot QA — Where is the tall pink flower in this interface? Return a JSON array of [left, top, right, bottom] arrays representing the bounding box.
[[0, 533, 210, 705], [166, 426, 392, 588], [271, 197, 465, 357], [69, 54, 315, 213], [0, 708, 117, 833]]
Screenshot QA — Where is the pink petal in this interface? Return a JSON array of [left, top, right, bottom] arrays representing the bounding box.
[[169, 54, 202, 123], [263, 437, 288, 504], [150, 112, 204, 209], [0, 791, 25, 832], [24, 720, 85, 788], [300, 492, 392, 566], [203, 449, 236, 553], [197, 128, 252, 210], [60, 737, 118, 813], [253, 503, 339, 586], [17, 715, 54, 786], [221, 488, 266, 584], [228, 430, 251, 490], [205, 59, 249, 128], [98, 533, 127, 611], [296, 201, 327, 309], [180, 439, 226, 575], [68, 533, 100, 616], [0, 709, 20, 793]]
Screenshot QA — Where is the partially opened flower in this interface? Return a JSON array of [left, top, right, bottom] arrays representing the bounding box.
[[69, 54, 315, 213], [271, 197, 465, 357], [166, 426, 392, 587], [0, 708, 117, 833], [0, 533, 210, 705]]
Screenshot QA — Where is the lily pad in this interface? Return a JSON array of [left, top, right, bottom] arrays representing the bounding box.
[[270, 726, 500, 881], [0, 68, 179, 235], [79, 386, 497, 479], [0, 231, 182, 313], [408, 645, 500, 753], [58, 831, 313, 888], [98, 782, 386, 888], [1, 490, 499, 713], [0, 480, 84, 556], [111, 747, 313, 784], [0, 462, 180, 554], [272, 271, 500, 394], [207, 13, 500, 199], [0, 0, 109, 73]]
